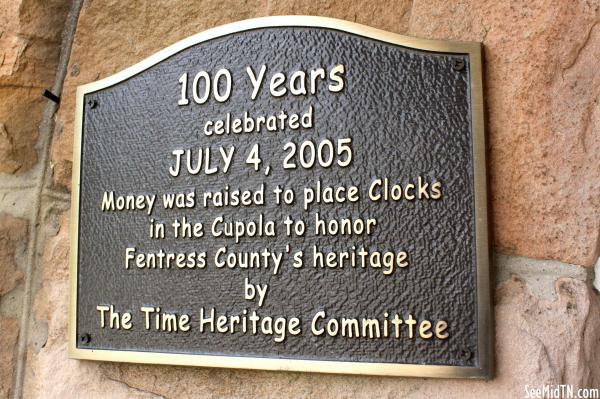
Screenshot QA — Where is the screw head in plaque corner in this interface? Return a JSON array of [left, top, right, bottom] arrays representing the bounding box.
[[458, 348, 472, 362], [452, 58, 466, 71], [79, 333, 91, 345]]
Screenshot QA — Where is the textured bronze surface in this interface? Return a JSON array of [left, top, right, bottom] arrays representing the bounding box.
[[70, 17, 491, 378]]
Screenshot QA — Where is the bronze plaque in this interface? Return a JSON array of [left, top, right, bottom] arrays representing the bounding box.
[[69, 16, 492, 378]]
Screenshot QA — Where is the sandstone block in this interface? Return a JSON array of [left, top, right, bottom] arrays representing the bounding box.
[[0, 90, 46, 173], [0, 317, 19, 399], [408, 0, 600, 266], [0, 0, 70, 173], [0, 213, 27, 296]]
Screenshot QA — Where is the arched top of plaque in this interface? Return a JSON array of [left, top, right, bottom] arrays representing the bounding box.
[[76, 16, 483, 93]]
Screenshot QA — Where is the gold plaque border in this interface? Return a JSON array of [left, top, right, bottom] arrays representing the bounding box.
[[69, 15, 492, 379]]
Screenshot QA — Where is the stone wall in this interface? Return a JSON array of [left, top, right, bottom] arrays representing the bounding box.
[[0, 0, 599, 398], [0, 0, 73, 397]]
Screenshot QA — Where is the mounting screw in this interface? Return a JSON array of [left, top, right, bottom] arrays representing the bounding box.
[[458, 348, 472, 361], [79, 333, 91, 345], [87, 99, 98, 109], [452, 58, 465, 71]]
